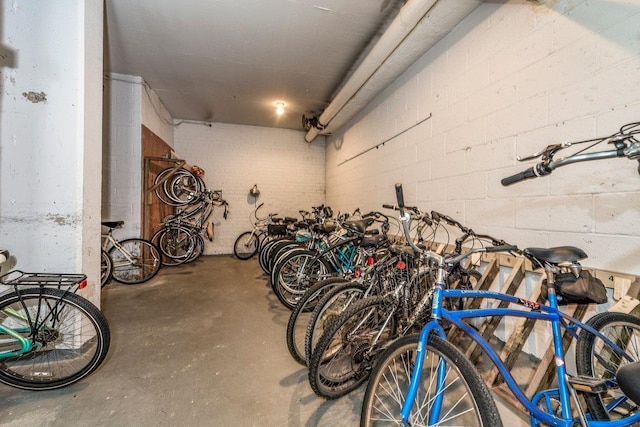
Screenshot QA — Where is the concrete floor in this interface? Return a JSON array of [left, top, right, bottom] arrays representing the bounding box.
[[0, 255, 527, 426]]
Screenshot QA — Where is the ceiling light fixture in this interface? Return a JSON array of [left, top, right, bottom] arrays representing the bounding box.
[[275, 102, 285, 116]]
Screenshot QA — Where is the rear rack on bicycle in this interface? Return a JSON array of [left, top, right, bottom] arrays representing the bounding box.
[[0, 270, 87, 290]]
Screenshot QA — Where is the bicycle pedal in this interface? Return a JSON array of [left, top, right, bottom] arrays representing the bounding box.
[[568, 376, 607, 394]]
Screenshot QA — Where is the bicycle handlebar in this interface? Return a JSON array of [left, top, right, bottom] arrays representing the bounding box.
[[501, 165, 544, 186], [501, 149, 624, 186], [501, 122, 640, 186]]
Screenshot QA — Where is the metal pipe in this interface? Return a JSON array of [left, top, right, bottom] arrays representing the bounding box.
[[304, 0, 440, 143]]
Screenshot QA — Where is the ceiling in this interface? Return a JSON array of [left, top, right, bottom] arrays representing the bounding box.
[[104, 0, 481, 133]]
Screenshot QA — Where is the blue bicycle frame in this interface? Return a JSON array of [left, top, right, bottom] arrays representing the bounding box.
[[401, 282, 640, 427]]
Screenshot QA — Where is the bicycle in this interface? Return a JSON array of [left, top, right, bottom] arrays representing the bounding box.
[[308, 211, 508, 399], [0, 250, 110, 390], [101, 221, 162, 285], [271, 213, 388, 310], [361, 181, 640, 426], [152, 190, 228, 266], [233, 203, 292, 260], [302, 209, 434, 370]]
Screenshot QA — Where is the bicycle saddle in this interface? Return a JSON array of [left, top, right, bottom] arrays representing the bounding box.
[[523, 246, 587, 264], [360, 234, 388, 249], [616, 362, 640, 406], [313, 223, 336, 234], [102, 221, 124, 229], [342, 218, 375, 234]]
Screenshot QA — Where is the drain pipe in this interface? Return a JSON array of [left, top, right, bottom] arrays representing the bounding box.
[[304, 0, 439, 143]]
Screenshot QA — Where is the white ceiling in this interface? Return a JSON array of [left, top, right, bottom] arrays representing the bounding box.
[[104, 0, 481, 132]]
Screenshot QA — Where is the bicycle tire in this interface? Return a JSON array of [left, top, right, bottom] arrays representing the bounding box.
[[234, 231, 259, 260], [155, 168, 203, 206], [184, 234, 204, 264], [361, 333, 502, 426], [109, 238, 162, 284], [258, 237, 287, 274], [152, 226, 195, 266], [101, 249, 112, 287], [267, 240, 301, 275], [271, 249, 332, 310], [286, 277, 349, 365], [305, 281, 367, 365], [0, 287, 110, 390], [576, 311, 640, 421], [308, 295, 397, 399], [269, 244, 307, 286]]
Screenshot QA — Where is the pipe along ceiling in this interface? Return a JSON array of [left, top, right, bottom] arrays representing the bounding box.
[[304, 0, 482, 143]]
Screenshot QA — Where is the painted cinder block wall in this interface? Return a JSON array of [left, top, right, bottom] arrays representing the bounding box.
[[102, 73, 174, 239], [173, 123, 326, 255], [326, 0, 640, 275]]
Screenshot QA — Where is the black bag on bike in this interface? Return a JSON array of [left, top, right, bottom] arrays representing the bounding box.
[[541, 270, 608, 305]]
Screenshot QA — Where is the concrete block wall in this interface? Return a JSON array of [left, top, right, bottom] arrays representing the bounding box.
[[103, 74, 143, 239], [326, 0, 640, 275], [103, 73, 174, 240], [173, 122, 325, 255]]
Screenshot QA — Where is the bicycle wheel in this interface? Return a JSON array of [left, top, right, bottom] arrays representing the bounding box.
[[153, 226, 195, 266], [154, 168, 203, 206], [576, 311, 640, 421], [184, 234, 205, 264], [268, 240, 301, 275], [286, 277, 349, 365], [269, 244, 307, 285], [361, 333, 502, 426], [109, 238, 161, 284], [258, 237, 286, 274], [101, 249, 112, 287], [308, 295, 397, 399], [0, 287, 110, 390], [305, 281, 367, 364], [271, 250, 332, 310], [233, 231, 258, 260]]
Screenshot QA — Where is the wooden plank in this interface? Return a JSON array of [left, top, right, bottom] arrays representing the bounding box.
[[447, 258, 500, 344], [523, 303, 588, 398], [466, 258, 526, 363], [485, 277, 545, 387]]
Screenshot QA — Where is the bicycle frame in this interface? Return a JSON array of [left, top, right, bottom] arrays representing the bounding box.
[[0, 273, 86, 359], [312, 234, 360, 274], [401, 284, 640, 427]]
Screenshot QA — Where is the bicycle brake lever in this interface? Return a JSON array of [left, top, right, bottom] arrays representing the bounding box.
[[517, 142, 571, 162]]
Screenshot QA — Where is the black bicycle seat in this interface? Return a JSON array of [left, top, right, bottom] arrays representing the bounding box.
[[102, 221, 124, 229], [616, 362, 640, 406], [342, 218, 374, 234], [523, 246, 587, 264]]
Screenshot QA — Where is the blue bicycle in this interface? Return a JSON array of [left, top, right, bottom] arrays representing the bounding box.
[[361, 182, 640, 426]]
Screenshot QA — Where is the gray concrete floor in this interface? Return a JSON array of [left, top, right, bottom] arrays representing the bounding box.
[[0, 255, 527, 427], [0, 255, 362, 426]]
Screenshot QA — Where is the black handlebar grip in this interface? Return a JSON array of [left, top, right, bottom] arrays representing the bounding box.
[[395, 183, 405, 208], [382, 204, 397, 210], [501, 167, 537, 186], [485, 245, 519, 253]]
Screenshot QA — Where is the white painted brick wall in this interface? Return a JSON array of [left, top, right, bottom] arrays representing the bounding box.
[[103, 74, 173, 241], [103, 74, 142, 239], [173, 123, 326, 255], [326, 0, 640, 275]]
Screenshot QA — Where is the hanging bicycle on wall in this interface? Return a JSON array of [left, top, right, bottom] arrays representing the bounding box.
[[150, 163, 229, 265]]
